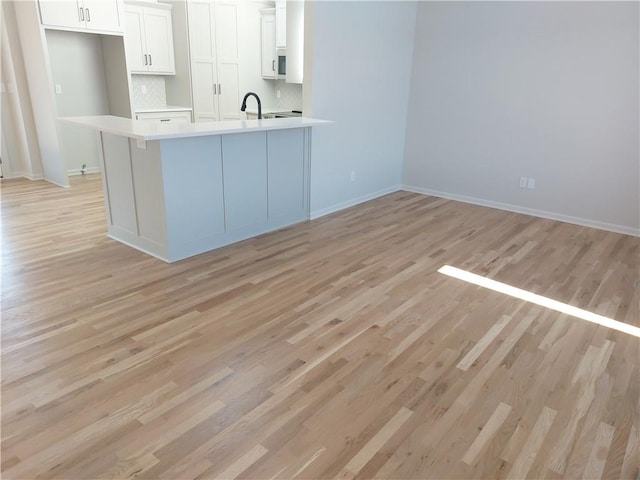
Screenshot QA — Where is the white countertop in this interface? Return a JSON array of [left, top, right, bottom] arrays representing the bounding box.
[[60, 115, 331, 141], [134, 105, 193, 113]]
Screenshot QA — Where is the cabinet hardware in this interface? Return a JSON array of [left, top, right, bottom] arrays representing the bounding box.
[[218, 83, 221, 94], [79, 7, 84, 21], [213, 84, 217, 94], [144, 54, 148, 65], [86, 8, 90, 21], [272, 60, 275, 71], [149, 54, 152, 65], [160, 119, 170, 122]]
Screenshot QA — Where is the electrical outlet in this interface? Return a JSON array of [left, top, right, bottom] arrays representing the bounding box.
[[55, 84, 63, 94], [527, 177, 536, 189], [276, 89, 281, 99], [519, 176, 527, 188], [141, 85, 147, 94], [350, 171, 356, 182]]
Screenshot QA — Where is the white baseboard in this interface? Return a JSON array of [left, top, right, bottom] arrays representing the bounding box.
[[1, 171, 44, 181], [310, 185, 402, 220], [402, 184, 640, 237], [68, 166, 100, 176]]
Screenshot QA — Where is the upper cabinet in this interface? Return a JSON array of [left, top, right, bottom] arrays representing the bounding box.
[[275, 0, 286, 49], [285, 0, 303, 84], [124, 2, 175, 75], [38, 0, 123, 34], [260, 9, 276, 80]]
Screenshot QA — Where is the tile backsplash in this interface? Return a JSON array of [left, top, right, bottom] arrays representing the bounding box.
[[275, 80, 302, 111], [131, 75, 167, 107]]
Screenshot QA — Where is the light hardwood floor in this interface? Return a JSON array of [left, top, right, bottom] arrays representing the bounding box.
[[1, 174, 638, 479]]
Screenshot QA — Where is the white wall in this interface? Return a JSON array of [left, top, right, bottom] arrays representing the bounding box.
[[304, 1, 417, 217], [46, 30, 110, 175], [1, 1, 43, 179], [403, 1, 640, 235], [13, 0, 69, 186]]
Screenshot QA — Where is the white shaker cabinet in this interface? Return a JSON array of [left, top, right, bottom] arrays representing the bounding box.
[[188, 1, 240, 122], [285, 0, 303, 84], [260, 10, 276, 80], [135, 111, 192, 123], [275, 0, 286, 49], [124, 2, 175, 75], [38, 0, 122, 33]]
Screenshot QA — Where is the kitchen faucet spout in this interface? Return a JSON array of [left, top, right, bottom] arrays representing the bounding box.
[[240, 92, 262, 119]]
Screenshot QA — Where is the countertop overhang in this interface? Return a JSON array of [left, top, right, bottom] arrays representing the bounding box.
[[60, 115, 331, 141]]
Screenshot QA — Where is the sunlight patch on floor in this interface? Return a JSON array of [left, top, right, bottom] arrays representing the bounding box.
[[438, 265, 640, 338]]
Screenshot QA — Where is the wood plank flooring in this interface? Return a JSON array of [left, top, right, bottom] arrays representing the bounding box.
[[1, 174, 638, 479]]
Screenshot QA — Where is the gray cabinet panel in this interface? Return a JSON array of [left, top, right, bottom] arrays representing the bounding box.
[[101, 133, 137, 235], [267, 129, 305, 219], [130, 140, 166, 245], [222, 132, 268, 231], [161, 136, 225, 247]]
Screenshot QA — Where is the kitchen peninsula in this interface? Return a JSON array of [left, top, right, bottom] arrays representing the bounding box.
[[61, 115, 330, 262]]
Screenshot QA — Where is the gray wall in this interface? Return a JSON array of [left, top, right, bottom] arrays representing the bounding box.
[[305, 1, 417, 217], [46, 30, 110, 175], [403, 1, 639, 235]]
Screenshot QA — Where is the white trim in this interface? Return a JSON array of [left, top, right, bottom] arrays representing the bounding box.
[[402, 184, 640, 237], [310, 185, 402, 220], [2, 171, 44, 181], [68, 166, 101, 176]]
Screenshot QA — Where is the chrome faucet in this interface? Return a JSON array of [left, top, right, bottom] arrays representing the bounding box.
[[240, 92, 262, 119]]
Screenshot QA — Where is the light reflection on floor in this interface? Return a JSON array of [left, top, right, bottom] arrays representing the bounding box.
[[438, 265, 640, 338]]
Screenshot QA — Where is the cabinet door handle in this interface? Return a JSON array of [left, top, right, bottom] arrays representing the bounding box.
[[79, 7, 84, 21], [86, 8, 90, 21], [160, 119, 171, 122], [272, 60, 275, 71], [218, 83, 221, 94], [213, 84, 217, 94], [149, 54, 152, 65], [144, 54, 148, 65]]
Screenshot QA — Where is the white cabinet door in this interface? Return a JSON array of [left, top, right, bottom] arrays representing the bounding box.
[[285, 0, 303, 84], [215, 2, 239, 120], [124, 3, 174, 74], [39, 0, 121, 32], [191, 63, 218, 122], [124, 6, 146, 72], [261, 13, 276, 79], [188, 1, 239, 122], [143, 7, 175, 74], [82, 0, 122, 33], [188, 1, 218, 122], [38, 0, 83, 29], [275, 0, 286, 49]]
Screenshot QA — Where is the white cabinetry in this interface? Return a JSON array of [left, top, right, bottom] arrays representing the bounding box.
[[275, 0, 286, 49], [38, 0, 122, 33], [135, 110, 192, 123], [124, 2, 175, 75], [260, 9, 276, 80], [285, 0, 303, 84], [188, 1, 240, 122]]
